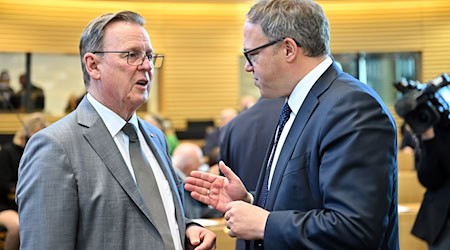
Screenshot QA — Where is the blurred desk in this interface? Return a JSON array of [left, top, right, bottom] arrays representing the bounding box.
[[398, 171, 426, 203], [398, 151, 415, 171], [193, 218, 236, 249]]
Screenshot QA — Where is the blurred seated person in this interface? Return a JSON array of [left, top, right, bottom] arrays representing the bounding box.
[[239, 95, 256, 112], [0, 112, 47, 250], [65, 92, 85, 113], [206, 146, 220, 176], [11, 73, 45, 111], [202, 108, 237, 163], [220, 97, 284, 192], [400, 122, 418, 154], [171, 142, 222, 219], [144, 113, 179, 155], [0, 70, 14, 110]]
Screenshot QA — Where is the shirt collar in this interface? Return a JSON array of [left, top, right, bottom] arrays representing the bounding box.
[[86, 93, 138, 137], [288, 56, 333, 115]]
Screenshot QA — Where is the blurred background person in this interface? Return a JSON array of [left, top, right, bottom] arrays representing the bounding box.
[[411, 125, 450, 250], [220, 97, 284, 191], [65, 92, 85, 113], [399, 122, 417, 154], [144, 113, 179, 155], [0, 70, 14, 110], [206, 146, 221, 176], [202, 108, 237, 165], [171, 142, 222, 219], [12, 73, 45, 112], [220, 97, 284, 250], [0, 112, 47, 250], [239, 95, 256, 112]]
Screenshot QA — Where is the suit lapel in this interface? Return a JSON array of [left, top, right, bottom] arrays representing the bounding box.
[[264, 96, 319, 210], [77, 98, 156, 224], [263, 63, 341, 210]]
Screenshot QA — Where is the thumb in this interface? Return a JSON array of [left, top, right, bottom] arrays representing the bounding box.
[[187, 229, 200, 247], [190, 237, 200, 247], [219, 161, 239, 182]]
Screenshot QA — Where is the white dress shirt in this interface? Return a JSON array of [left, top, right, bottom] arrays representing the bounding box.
[[268, 56, 333, 188], [87, 93, 183, 250]]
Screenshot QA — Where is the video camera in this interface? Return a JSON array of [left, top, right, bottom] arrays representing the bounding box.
[[394, 73, 450, 134]]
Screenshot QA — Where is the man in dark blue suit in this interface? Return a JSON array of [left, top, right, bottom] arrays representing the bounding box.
[[185, 0, 399, 249]]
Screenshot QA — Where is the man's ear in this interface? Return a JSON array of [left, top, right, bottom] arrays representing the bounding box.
[[84, 53, 101, 80], [284, 38, 299, 63]]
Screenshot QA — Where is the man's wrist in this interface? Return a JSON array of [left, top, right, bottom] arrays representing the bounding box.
[[245, 192, 254, 204]]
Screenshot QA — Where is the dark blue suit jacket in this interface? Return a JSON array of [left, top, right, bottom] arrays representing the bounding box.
[[250, 63, 399, 250]]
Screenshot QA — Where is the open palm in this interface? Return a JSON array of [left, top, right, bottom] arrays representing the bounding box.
[[184, 161, 249, 213]]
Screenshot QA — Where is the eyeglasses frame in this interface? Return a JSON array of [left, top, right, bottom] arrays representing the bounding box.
[[242, 37, 301, 67], [92, 51, 164, 68]]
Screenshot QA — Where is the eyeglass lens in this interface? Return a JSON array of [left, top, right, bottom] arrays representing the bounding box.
[[127, 52, 164, 68]]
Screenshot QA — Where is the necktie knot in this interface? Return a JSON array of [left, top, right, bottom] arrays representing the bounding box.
[[279, 102, 291, 129], [122, 123, 139, 142]]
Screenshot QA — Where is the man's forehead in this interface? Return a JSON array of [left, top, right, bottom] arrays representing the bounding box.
[[103, 22, 152, 49], [243, 22, 267, 47]]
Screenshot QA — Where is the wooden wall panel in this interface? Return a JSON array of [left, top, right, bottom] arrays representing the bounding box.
[[156, 4, 244, 128], [322, 0, 450, 83], [1, 0, 450, 128]]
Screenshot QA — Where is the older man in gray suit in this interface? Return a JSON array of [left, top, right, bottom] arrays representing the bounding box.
[[16, 11, 216, 250]]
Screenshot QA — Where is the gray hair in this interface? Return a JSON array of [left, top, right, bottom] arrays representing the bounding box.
[[247, 0, 330, 57], [79, 11, 146, 87]]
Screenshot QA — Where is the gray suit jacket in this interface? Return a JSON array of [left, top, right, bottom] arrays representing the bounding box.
[[16, 97, 187, 249], [250, 63, 399, 250]]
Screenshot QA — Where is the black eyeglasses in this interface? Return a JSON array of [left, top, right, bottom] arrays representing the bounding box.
[[92, 51, 164, 68], [243, 38, 285, 67], [243, 38, 301, 67]]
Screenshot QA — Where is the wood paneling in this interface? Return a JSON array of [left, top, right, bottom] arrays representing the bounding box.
[[0, 3, 437, 249], [1, 0, 450, 129]]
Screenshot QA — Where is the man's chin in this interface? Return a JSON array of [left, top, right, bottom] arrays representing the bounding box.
[[129, 96, 148, 110], [259, 91, 280, 99], [258, 88, 270, 98], [136, 98, 148, 108]]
